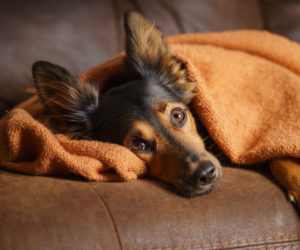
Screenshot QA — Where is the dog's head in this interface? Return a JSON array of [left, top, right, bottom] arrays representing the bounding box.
[[32, 11, 222, 197]]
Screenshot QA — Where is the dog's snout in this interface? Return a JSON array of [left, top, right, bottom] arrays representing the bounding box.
[[192, 161, 216, 186], [186, 153, 200, 163]]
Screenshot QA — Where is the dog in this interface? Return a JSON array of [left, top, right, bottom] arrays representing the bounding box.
[[31, 11, 222, 197]]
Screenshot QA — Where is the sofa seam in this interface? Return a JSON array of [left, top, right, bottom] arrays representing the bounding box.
[[145, 234, 300, 250], [86, 182, 122, 250]]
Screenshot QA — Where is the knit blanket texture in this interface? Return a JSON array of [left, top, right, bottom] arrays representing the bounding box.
[[0, 30, 299, 203]]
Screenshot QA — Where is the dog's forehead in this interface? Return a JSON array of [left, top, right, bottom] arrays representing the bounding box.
[[105, 80, 179, 107], [95, 80, 182, 143]]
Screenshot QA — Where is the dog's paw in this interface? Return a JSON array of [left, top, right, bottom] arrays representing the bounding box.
[[270, 159, 300, 207], [287, 192, 297, 204]]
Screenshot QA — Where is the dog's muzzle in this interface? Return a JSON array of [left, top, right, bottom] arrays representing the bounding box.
[[190, 161, 216, 186], [173, 152, 222, 197]]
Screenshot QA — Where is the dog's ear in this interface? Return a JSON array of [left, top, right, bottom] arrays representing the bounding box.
[[32, 61, 99, 138], [124, 11, 195, 103]]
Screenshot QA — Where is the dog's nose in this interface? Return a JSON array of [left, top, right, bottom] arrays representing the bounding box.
[[192, 161, 216, 186]]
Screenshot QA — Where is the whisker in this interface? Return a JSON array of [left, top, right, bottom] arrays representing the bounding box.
[[202, 135, 211, 143]]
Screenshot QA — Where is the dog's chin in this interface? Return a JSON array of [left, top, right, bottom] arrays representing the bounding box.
[[173, 174, 222, 198], [174, 182, 217, 198]]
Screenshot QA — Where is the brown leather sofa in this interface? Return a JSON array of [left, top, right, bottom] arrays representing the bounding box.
[[0, 1, 299, 249]]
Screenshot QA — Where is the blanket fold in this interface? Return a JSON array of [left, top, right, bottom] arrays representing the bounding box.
[[0, 97, 146, 181], [0, 30, 299, 203], [81, 30, 300, 165]]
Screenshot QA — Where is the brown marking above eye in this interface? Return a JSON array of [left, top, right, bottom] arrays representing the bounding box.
[[156, 102, 167, 112]]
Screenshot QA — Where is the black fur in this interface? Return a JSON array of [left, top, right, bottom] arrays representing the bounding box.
[[32, 11, 222, 197], [32, 61, 99, 138], [32, 11, 193, 141]]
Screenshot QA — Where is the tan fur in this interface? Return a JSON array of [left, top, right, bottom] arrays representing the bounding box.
[[125, 11, 195, 103], [123, 102, 221, 189], [38, 79, 98, 138]]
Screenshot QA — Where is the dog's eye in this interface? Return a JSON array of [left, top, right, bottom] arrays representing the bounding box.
[[130, 138, 152, 153], [171, 108, 186, 127]]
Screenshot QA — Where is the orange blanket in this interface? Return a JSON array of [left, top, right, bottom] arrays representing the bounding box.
[[0, 30, 299, 203]]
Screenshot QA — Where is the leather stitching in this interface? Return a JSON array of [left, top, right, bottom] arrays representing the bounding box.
[[146, 234, 300, 250]]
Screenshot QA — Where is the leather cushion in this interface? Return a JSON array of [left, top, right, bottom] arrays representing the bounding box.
[[0, 166, 299, 249], [261, 0, 300, 42], [0, 0, 263, 108]]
